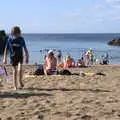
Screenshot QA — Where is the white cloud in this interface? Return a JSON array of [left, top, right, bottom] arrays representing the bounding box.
[[94, 4, 105, 9], [105, 0, 120, 9], [106, 0, 120, 5], [96, 18, 104, 22], [67, 12, 81, 17], [112, 16, 120, 20], [106, 0, 120, 2], [112, 4, 120, 8], [63, 10, 82, 17]]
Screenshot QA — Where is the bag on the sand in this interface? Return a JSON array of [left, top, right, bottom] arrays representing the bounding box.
[[58, 69, 72, 75], [0, 66, 8, 82], [96, 72, 106, 76], [33, 65, 44, 75]]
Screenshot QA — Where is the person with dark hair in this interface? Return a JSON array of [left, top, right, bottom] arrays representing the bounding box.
[[64, 55, 75, 68], [77, 56, 85, 67], [3, 26, 29, 90], [57, 50, 63, 63], [100, 52, 109, 65], [0, 30, 8, 55]]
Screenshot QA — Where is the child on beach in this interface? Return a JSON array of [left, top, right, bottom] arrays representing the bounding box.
[[76, 56, 85, 67], [84, 48, 94, 66], [64, 55, 75, 68], [3, 26, 29, 90], [100, 52, 109, 65]]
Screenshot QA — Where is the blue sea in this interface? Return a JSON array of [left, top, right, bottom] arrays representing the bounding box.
[[23, 33, 120, 64]]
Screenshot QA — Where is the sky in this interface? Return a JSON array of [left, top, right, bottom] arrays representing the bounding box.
[[1, 0, 120, 33]]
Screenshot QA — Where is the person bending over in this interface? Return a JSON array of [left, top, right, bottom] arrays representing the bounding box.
[[3, 26, 29, 90]]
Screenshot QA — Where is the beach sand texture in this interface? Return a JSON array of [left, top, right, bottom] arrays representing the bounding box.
[[0, 65, 120, 120]]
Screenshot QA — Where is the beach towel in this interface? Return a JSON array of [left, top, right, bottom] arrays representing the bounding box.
[[79, 71, 105, 77], [24, 74, 37, 78]]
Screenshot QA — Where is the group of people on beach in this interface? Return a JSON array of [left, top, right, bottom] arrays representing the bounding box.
[[0, 26, 110, 90], [43, 47, 108, 70], [34, 47, 109, 76]]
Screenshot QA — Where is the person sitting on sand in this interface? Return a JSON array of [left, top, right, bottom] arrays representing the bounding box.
[[44, 50, 57, 75], [3, 26, 29, 90], [64, 55, 75, 68], [100, 52, 109, 65], [76, 57, 85, 67]]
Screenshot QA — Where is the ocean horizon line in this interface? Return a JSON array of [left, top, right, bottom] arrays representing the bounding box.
[[22, 33, 120, 34]]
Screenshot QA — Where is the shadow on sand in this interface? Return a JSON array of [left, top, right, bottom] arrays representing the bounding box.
[[0, 87, 111, 99], [25, 87, 111, 93], [0, 91, 53, 99]]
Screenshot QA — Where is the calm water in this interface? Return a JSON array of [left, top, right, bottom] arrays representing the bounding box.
[[23, 33, 120, 64]]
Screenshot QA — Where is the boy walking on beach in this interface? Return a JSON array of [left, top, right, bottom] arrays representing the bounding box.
[[3, 26, 29, 90]]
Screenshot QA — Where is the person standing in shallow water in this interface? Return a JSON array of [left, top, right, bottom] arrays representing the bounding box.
[[3, 26, 29, 90]]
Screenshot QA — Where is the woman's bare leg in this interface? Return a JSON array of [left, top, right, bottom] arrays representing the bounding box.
[[18, 63, 24, 88], [12, 66, 17, 90]]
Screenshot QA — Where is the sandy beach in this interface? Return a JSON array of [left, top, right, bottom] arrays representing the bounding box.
[[0, 65, 120, 120]]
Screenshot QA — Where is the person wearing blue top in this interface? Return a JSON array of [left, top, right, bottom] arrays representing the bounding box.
[[3, 26, 29, 90]]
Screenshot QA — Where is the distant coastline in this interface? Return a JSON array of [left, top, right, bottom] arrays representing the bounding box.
[[22, 33, 120, 35]]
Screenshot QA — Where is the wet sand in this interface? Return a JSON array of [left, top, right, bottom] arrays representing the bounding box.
[[0, 65, 120, 120]]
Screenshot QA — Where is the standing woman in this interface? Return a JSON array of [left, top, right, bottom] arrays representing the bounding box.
[[3, 26, 29, 90]]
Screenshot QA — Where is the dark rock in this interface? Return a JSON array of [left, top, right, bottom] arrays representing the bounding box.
[[108, 38, 120, 46]]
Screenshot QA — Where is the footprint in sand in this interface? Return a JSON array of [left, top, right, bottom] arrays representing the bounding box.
[[37, 114, 44, 120], [6, 117, 13, 120]]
